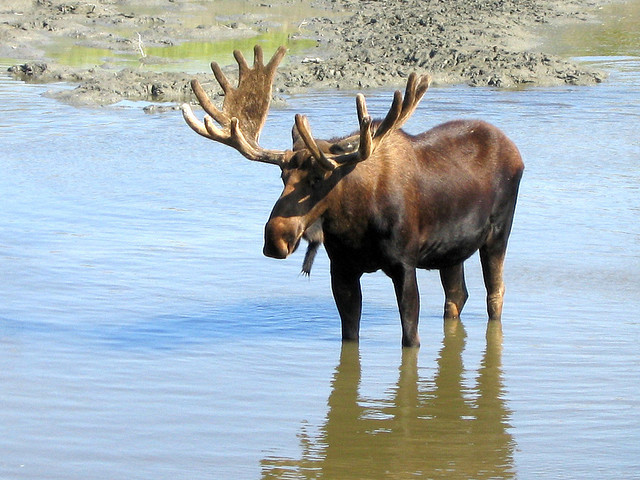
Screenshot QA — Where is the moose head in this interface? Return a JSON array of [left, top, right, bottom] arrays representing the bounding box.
[[182, 45, 524, 347], [182, 45, 430, 260]]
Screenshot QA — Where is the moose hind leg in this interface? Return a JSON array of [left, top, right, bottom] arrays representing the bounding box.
[[481, 188, 520, 321], [479, 246, 506, 321], [439, 263, 469, 320]]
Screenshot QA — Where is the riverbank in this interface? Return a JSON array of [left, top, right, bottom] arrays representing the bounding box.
[[1, 0, 611, 106]]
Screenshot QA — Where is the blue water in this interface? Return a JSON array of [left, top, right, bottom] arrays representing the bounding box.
[[1, 57, 639, 479]]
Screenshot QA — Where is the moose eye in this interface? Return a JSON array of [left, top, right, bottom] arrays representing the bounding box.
[[308, 175, 321, 189], [308, 170, 328, 189]]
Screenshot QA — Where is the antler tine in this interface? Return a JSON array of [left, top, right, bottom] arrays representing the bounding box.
[[415, 73, 432, 101], [355, 94, 374, 159], [182, 102, 213, 139], [233, 49, 250, 81], [266, 45, 287, 73], [370, 89, 404, 142], [295, 114, 339, 171], [358, 115, 374, 160], [253, 44, 264, 66], [400, 72, 419, 119], [210, 61, 232, 94], [356, 93, 369, 124], [191, 78, 229, 126], [397, 72, 432, 125]]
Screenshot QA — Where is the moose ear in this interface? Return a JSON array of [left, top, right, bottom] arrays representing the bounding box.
[[328, 135, 360, 155], [291, 123, 307, 151]]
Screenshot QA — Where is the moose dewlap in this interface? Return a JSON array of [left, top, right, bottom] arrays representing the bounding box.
[[182, 45, 524, 347]]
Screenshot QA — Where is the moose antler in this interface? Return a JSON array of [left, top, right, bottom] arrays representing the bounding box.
[[181, 45, 290, 166], [296, 72, 432, 170]]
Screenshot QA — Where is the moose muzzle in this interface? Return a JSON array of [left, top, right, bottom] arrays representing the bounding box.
[[263, 217, 303, 259]]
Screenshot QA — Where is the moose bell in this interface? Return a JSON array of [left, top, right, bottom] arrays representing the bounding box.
[[182, 45, 524, 347]]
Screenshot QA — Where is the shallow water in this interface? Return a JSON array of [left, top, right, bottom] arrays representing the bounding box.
[[548, 0, 640, 58], [1, 56, 639, 479]]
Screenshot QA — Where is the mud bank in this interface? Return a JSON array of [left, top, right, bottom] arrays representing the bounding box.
[[1, 0, 609, 106]]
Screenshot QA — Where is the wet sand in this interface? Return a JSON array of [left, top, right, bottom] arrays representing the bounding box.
[[1, 0, 610, 106]]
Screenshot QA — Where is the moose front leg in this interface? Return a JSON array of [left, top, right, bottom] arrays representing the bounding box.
[[389, 265, 421, 348], [330, 265, 363, 342]]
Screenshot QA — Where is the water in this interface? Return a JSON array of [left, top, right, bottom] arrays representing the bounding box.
[[40, 1, 323, 73], [1, 57, 639, 478], [547, 1, 640, 58]]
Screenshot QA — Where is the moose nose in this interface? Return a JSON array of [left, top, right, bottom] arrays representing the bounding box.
[[263, 217, 298, 259], [263, 240, 288, 259]]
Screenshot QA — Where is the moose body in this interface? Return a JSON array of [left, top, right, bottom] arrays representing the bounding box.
[[182, 46, 523, 347]]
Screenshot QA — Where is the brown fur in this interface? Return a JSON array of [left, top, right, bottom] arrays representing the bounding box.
[[183, 46, 524, 347], [264, 119, 523, 347]]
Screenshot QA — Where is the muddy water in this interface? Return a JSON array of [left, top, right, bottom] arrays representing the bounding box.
[[547, 0, 640, 57], [1, 56, 639, 479], [41, 1, 323, 73]]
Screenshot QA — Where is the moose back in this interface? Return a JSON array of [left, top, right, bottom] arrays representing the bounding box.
[[182, 46, 524, 347]]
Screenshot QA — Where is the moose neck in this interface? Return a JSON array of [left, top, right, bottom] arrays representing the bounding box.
[[327, 132, 414, 209]]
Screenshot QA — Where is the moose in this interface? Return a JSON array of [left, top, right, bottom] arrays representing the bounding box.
[[182, 45, 524, 347]]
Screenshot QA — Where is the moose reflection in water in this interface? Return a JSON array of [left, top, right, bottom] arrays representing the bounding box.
[[261, 321, 515, 479]]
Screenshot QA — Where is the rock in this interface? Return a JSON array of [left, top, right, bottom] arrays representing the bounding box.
[[8, 62, 48, 79]]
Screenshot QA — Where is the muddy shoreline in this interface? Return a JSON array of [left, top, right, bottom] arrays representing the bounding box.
[[1, 0, 610, 107]]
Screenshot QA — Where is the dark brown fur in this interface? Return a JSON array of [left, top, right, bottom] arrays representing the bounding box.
[[301, 220, 323, 275], [183, 46, 523, 347], [264, 119, 523, 347]]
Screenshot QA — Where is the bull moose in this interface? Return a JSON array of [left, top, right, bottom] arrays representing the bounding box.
[[182, 45, 524, 347]]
